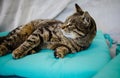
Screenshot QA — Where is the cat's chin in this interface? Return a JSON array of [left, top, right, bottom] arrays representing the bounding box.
[[61, 29, 77, 39]]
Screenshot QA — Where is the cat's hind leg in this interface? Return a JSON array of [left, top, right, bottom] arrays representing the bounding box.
[[0, 44, 9, 56], [12, 32, 42, 59]]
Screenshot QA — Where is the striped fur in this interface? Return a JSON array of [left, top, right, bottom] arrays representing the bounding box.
[[0, 4, 96, 59]]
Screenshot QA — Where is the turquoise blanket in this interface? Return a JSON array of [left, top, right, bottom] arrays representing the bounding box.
[[0, 31, 111, 78], [93, 53, 120, 78]]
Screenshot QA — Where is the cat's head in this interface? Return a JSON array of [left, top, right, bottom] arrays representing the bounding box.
[[60, 4, 96, 39]]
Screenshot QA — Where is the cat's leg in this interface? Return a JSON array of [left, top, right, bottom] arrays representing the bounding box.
[[0, 22, 37, 56], [12, 31, 42, 59], [54, 44, 71, 58], [0, 36, 9, 56], [0, 34, 19, 56], [0, 33, 25, 56], [12, 25, 56, 59], [0, 44, 10, 56], [0, 20, 48, 57], [0, 27, 22, 56]]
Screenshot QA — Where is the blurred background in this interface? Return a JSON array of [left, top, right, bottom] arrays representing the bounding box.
[[0, 0, 120, 41]]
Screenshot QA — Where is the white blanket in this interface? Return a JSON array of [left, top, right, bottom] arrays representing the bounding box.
[[0, 0, 71, 31]]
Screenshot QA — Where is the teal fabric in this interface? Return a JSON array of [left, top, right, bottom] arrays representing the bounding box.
[[116, 43, 120, 55], [104, 34, 113, 48], [93, 53, 120, 78], [0, 32, 9, 36], [0, 31, 111, 78]]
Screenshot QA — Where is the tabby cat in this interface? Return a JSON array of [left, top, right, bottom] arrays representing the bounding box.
[[0, 4, 96, 59]]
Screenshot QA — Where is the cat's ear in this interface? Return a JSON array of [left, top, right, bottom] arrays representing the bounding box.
[[83, 12, 91, 18], [75, 3, 84, 15], [83, 12, 91, 26]]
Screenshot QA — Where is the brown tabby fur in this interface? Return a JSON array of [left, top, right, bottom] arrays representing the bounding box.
[[0, 4, 96, 59]]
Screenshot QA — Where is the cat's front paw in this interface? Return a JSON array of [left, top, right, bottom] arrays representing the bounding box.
[[12, 49, 36, 59], [54, 46, 69, 58], [12, 49, 24, 59], [54, 51, 65, 58]]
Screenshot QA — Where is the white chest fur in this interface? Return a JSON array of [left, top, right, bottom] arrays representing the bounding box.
[[61, 30, 77, 39]]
